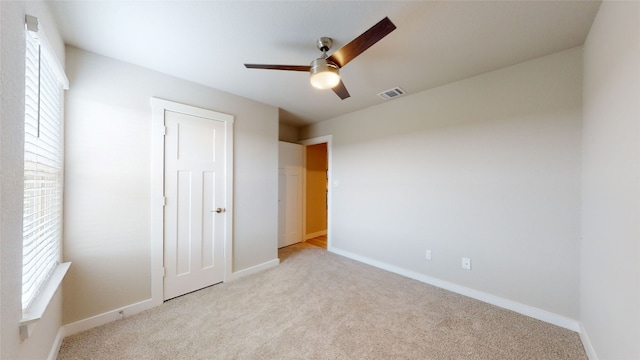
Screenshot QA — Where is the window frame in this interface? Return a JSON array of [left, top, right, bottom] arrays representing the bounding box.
[[19, 14, 70, 341]]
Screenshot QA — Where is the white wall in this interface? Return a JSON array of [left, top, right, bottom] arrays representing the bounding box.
[[279, 122, 299, 143], [0, 1, 66, 359], [301, 48, 583, 319], [581, 1, 640, 358], [63, 47, 279, 324]]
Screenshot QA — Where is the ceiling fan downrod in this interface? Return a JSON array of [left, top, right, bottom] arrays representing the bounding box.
[[316, 37, 333, 56]]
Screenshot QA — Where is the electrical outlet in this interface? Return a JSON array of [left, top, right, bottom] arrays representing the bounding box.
[[425, 249, 432, 261], [462, 257, 471, 270]]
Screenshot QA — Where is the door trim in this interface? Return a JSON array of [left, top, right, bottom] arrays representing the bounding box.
[[299, 135, 332, 251], [150, 98, 234, 305]]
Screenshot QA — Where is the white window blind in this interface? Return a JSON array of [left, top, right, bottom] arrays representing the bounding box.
[[22, 16, 66, 311]]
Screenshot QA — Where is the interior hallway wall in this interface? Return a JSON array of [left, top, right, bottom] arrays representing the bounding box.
[[63, 47, 279, 324], [279, 123, 299, 143], [300, 48, 583, 319]]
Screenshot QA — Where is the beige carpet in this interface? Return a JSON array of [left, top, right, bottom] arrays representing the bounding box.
[[58, 243, 586, 359]]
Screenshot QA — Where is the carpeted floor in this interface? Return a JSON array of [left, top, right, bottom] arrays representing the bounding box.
[[57, 243, 587, 359]]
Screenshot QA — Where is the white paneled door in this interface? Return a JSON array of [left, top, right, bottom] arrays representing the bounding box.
[[278, 167, 303, 248], [278, 142, 304, 248], [164, 110, 226, 300]]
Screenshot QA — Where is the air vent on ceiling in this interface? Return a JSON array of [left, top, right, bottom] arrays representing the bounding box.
[[378, 87, 406, 100]]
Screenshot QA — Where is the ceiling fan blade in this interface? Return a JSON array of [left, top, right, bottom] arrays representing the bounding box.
[[332, 80, 350, 100], [244, 64, 311, 72], [327, 17, 396, 68]]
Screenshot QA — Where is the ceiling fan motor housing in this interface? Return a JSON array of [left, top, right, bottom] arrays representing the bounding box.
[[317, 37, 333, 53]]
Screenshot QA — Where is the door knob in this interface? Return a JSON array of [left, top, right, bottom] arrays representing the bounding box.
[[212, 208, 225, 213]]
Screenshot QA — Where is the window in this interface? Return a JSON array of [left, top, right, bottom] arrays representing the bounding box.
[[22, 15, 68, 314]]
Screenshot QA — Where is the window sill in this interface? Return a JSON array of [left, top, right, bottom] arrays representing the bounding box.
[[20, 262, 71, 341]]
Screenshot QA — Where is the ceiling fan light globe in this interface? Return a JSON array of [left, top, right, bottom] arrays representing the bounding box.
[[310, 58, 340, 89], [310, 71, 340, 89]]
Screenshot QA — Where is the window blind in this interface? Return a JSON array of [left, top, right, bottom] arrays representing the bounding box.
[[22, 23, 65, 311]]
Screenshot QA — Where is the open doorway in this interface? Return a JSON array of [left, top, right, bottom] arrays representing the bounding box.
[[300, 136, 332, 251], [305, 143, 327, 249]]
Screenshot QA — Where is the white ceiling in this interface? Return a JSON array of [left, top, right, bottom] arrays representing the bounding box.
[[48, 1, 601, 127]]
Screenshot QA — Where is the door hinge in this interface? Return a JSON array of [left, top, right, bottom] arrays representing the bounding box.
[[162, 267, 165, 278], [162, 196, 166, 206], [162, 125, 167, 136]]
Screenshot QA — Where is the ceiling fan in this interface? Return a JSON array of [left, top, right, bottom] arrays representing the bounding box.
[[244, 17, 397, 100]]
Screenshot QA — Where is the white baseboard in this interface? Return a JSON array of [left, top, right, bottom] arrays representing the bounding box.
[[305, 230, 327, 240], [62, 298, 156, 337], [54, 251, 587, 357], [227, 258, 280, 281], [579, 323, 599, 359], [47, 326, 66, 360], [59, 259, 280, 340], [330, 247, 581, 333]]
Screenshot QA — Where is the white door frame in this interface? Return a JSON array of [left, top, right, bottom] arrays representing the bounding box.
[[150, 98, 234, 305], [299, 135, 332, 251]]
